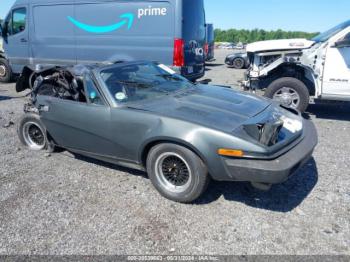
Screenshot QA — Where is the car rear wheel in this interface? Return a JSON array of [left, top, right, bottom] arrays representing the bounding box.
[[232, 57, 245, 69], [264, 77, 310, 112], [147, 143, 210, 203], [18, 113, 56, 152], [0, 58, 12, 83]]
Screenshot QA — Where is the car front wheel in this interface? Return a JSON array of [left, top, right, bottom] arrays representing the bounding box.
[[147, 143, 210, 203], [18, 113, 56, 152]]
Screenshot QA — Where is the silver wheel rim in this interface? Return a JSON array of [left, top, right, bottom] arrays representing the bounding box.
[[22, 122, 46, 150], [0, 65, 7, 78], [234, 58, 244, 68], [155, 152, 192, 193], [273, 87, 300, 109]]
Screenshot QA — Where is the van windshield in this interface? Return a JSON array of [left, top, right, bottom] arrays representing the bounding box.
[[312, 20, 350, 43], [100, 62, 194, 104]]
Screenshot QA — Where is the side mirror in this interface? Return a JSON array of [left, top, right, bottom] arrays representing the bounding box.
[[334, 39, 350, 48]]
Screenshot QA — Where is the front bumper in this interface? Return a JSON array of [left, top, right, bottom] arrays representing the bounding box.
[[222, 119, 318, 184]]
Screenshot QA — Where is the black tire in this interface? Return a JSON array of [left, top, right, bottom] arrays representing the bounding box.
[[232, 57, 245, 69], [17, 113, 57, 152], [264, 77, 310, 112], [0, 57, 12, 83], [147, 143, 210, 203]]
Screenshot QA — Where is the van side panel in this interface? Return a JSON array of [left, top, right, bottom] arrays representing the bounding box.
[[75, 1, 175, 64], [31, 4, 75, 65]]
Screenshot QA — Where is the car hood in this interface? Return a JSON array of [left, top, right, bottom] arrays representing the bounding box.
[[246, 38, 315, 53], [128, 85, 271, 133]]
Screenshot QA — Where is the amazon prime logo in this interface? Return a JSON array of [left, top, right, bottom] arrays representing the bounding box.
[[138, 6, 167, 19], [68, 6, 168, 34], [68, 13, 134, 34]]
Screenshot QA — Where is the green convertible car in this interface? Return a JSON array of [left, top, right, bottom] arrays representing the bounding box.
[[16, 61, 318, 203]]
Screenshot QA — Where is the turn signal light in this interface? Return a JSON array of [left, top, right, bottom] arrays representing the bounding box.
[[218, 149, 244, 157]]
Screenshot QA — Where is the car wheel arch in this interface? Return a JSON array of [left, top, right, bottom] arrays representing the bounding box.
[[265, 64, 315, 95], [140, 138, 208, 170]]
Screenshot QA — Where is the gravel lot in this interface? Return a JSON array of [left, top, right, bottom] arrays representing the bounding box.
[[0, 49, 349, 255]]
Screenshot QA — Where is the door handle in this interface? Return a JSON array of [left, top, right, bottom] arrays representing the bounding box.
[[20, 38, 28, 43]]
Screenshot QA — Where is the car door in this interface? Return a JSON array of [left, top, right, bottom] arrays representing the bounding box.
[[322, 32, 350, 97], [2, 6, 29, 74], [36, 74, 116, 157]]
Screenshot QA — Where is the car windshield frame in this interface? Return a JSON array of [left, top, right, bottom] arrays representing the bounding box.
[[95, 61, 195, 106], [312, 20, 350, 43]]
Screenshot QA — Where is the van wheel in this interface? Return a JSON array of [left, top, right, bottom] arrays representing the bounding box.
[[147, 143, 210, 203], [0, 58, 12, 83], [18, 113, 56, 152], [264, 77, 310, 112]]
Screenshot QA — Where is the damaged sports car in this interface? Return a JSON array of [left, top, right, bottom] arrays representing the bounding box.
[[16, 61, 318, 203]]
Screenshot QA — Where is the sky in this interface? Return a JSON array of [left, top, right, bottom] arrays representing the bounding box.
[[0, 0, 349, 32]]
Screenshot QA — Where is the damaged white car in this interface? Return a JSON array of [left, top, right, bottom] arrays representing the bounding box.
[[243, 20, 350, 112]]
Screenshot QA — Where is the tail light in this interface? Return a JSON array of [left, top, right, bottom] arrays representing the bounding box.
[[204, 43, 209, 55], [173, 38, 185, 67]]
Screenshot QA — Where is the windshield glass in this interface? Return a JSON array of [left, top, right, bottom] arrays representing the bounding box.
[[100, 62, 194, 103], [312, 20, 350, 42]]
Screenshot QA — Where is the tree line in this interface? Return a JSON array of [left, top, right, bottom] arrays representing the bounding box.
[[214, 28, 319, 43]]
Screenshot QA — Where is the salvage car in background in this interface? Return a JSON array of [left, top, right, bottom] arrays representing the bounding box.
[[225, 52, 250, 69], [16, 61, 317, 203], [243, 20, 350, 112]]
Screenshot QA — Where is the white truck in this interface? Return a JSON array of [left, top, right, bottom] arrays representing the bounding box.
[[243, 20, 350, 112]]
